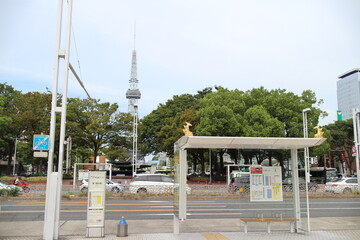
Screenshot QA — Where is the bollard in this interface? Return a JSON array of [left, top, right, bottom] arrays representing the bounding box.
[[117, 216, 128, 237]]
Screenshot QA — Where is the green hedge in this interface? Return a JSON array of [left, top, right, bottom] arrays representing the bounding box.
[[0, 176, 47, 181], [0, 187, 21, 197]]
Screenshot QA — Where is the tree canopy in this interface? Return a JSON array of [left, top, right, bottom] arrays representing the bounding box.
[[0, 83, 133, 175]]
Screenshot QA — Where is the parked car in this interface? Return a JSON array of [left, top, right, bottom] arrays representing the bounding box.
[[325, 177, 358, 193], [80, 178, 125, 193], [282, 177, 319, 192], [0, 180, 23, 195], [228, 175, 250, 193], [129, 174, 191, 194]]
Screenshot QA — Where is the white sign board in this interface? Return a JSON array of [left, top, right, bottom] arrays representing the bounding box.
[[33, 151, 48, 158], [86, 171, 106, 238], [250, 166, 283, 202]]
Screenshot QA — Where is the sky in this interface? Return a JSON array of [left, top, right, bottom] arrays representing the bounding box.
[[1, 0, 360, 126]]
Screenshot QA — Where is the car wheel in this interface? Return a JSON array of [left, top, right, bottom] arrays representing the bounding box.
[[81, 187, 88, 193], [343, 188, 352, 193], [137, 188, 147, 193], [112, 187, 120, 193]]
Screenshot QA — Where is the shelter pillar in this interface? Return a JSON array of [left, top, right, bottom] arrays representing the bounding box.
[[291, 149, 301, 232]]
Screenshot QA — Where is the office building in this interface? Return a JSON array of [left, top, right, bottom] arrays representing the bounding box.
[[337, 68, 360, 120]]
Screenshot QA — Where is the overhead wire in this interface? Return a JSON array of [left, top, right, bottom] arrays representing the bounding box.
[[70, 22, 91, 99]]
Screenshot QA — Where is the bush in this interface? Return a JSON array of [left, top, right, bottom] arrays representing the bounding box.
[[0, 187, 20, 197], [8, 187, 21, 197], [25, 176, 47, 181], [0, 176, 47, 182], [63, 173, 73, 179], [0, 189, 9, 197], [189, 176, 210, 181]]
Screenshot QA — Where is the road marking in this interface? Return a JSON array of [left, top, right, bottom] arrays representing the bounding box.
[[0, 208, 237, 213], [201, 233, 229, 240], [0, 202, 223, 207]]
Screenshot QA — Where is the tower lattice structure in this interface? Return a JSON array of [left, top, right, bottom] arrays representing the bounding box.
[[126, 50, 141, 115]]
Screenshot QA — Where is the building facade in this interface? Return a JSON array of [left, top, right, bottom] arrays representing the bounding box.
[[337, 68, 360, 120]]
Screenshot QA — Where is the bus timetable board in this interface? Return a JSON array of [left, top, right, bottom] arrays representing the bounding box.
[[250, 166, 283, 202], [86, 171, 106, 238]]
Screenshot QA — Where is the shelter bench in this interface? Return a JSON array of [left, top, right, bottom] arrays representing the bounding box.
[[240, 218, 298, 233]]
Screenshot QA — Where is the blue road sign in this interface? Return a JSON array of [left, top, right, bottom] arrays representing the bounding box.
[[33, 135, 50, 150]]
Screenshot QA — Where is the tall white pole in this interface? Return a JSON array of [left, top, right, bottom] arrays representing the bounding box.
[[135, 105, 138, 174], [54, 0, 73, 238], [352, 108, 360, 189], [132, 111, 136, 176], [13, 138, 18, 176], [43, 0, 63, 238], [65, 136, 72, 174], [302, 108, 311, 232]]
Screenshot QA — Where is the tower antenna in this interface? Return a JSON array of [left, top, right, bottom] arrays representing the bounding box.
[[133, 22, 136, 50]]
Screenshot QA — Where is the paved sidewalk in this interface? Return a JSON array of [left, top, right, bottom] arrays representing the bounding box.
[[1, 217, 360, 240]]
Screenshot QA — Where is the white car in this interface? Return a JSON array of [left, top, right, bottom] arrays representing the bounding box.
[[325, 177, 358, 193], [0, 180, 23, 195], [129, 174, 191, 194], [80, 178, 125, 193]]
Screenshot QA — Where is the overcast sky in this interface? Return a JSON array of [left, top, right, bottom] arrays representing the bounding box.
[[1, 0, 360, 126]]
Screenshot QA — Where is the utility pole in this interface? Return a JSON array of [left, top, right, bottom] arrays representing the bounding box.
[[44, 1, 90, 239]]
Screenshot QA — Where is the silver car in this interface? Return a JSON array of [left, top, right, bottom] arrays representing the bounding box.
[[325, 177, 358, 193], [80, 178, 125, 193], [129, 174, 191, 194], [0, 180, 23, 195]]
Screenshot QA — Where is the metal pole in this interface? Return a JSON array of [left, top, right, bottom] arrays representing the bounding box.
[[13, 138, 18, 176], [135, 104, 138, 175], [132, 112, 136, 176], [66, 137, 70, 174], [209, 149, 212, 184], [54, 1, 73, 238], [352, 108, 360, 189], [291, 149, 300, 232], [302, 108, 311, 232], [65, 136, 72, 174], [43, 0, 63, 238], [73, 163, 77, 189], [132, 104, 138, 176]]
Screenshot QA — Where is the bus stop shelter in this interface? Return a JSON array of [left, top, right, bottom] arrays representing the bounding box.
[[173, 136, 326, 234]]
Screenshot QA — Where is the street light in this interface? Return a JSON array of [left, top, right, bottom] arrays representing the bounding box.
[[302, 108, 311, 182], [302, 108, 311, 231], [13, 136, 25, 176]]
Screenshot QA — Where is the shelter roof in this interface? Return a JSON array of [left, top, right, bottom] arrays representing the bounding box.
[[174, 136, 326, 151]]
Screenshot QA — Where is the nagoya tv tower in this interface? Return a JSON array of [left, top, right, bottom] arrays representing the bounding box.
[[126, 29, 141, 175], [126, 31, 141, 116]]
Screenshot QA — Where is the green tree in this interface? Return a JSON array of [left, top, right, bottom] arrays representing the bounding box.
[[140, 88, 212, 154], [67, 98, 132, 163], [324, 119, 355, 174], [0, 83, 54, 175]]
